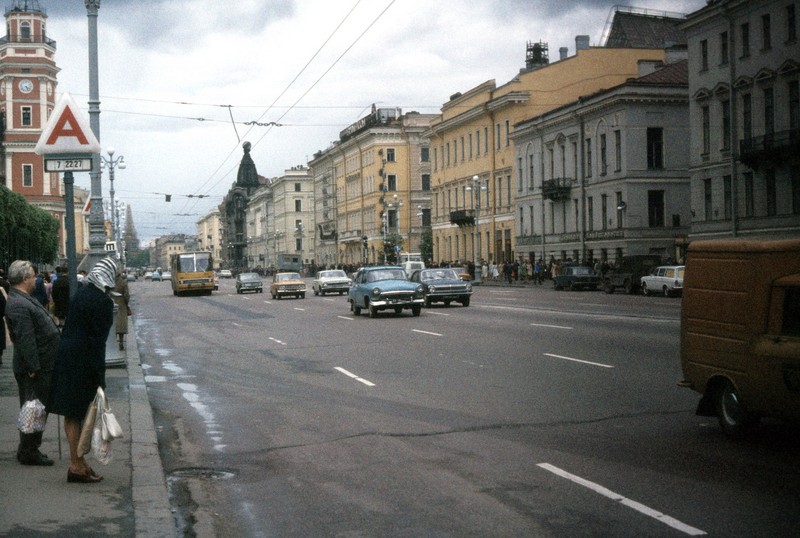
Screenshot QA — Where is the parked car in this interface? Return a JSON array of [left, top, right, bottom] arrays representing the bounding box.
[[150, 272, 162, 282], [236, 272, 263, 294], [409, 268, 472, 307], [553, 265, 600, 291], [143, 271, 153, 280], [312, 269, 352, 296], [161, 271, 172, 280], [218, 269, 233, 279], [125, 273, 137, 282], [602, 254, 661, 294], [270, 272, 306, 299], [641, 265, 684, 297], [348, 266, 424, 317]]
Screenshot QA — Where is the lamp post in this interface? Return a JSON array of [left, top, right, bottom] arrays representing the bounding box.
[[467, 175, 485, 284], [100, 147, 125, 260]]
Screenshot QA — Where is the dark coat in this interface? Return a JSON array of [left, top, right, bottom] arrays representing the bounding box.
[[51, 275, 70, 319], [47, 284, 114, 419], [6, 288, 60, 375]]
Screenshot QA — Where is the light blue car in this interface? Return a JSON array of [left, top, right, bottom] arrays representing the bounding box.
[[348, 266, 424, 318]]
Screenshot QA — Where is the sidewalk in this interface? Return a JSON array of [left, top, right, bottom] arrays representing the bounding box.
[[0, 321, 174, 536]]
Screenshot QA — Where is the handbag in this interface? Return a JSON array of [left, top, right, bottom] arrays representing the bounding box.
[[17, 397, 47, 434], [77, 391, 100, 457]]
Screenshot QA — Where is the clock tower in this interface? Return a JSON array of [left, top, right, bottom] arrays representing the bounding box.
[[0, 0, 64, 255]]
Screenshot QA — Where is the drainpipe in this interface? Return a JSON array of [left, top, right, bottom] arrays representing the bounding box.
[[725, 7, 739, 237], [577, 109, 587, 262]]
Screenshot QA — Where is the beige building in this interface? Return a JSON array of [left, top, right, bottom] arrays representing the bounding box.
[[426, 38, 674, 267], [309, 108, 436, 267], [196, 208, 223, 269], [682, 0, 800, 240], [259, 167, 314, 270]]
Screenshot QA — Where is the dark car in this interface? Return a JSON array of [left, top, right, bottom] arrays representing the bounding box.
[[410, 268, 472, 307], [602, 254, 662, 294], [553, 265, 600, 291], [236, 272, 263, 294], [348, 266, 424, 317]]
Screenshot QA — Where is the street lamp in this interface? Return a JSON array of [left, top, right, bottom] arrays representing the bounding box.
[[466, 175, 486, 284], [100, 147, 125, 260]]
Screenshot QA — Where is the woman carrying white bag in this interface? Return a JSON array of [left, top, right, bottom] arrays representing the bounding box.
[[47, 258, 117, 484]]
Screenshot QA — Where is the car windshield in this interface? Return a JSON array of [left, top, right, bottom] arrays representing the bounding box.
[[571, 266, 592, 275], [676, 267, 685, 279], [366, 269, 407, 282], [421, 269, 459, 281], [240, 273, 260, 281], [277, 273, 300, 281], [321, 270, 347, 279]]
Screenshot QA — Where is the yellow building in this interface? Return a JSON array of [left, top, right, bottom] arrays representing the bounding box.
[[427, 40, 668, 267], [310, 108, 436, 267]]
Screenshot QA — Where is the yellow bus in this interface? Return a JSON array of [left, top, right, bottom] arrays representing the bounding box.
[[170, 251, 215, 296]]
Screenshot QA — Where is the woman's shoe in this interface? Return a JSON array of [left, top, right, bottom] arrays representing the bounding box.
[[67, 469, 103, 483]]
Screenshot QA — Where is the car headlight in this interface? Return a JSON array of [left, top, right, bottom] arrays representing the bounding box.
[[428, 285, 436, 293], [466, 283, 472, 292], [371, 287, 381, 297], [415, 285, 423, 297]]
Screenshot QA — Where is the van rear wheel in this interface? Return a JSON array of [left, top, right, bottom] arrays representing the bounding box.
[[716, 380, 757, 437]]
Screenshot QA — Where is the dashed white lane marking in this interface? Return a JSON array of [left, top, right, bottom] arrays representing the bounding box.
[[412, 329, 442, 336], [337, 315, 354, 321], [537, 463, 706, 536], [543, 353, 613, 369], [294, 307, 305, 311], [232, 322, 241, 327], [425, 311, 450, 316], [268, 337, 287, 346], [530, 323, 573, 329], [334, 367, 375, 387]]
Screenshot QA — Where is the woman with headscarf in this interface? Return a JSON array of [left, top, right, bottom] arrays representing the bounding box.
[[47, 257, 117, 483]]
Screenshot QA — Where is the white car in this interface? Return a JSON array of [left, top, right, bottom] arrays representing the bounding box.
[[312, 269, 352, 296], [218, 269, 233, 279], [641, 265, 684, 297]]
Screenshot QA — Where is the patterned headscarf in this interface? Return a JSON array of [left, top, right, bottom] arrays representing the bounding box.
[[86, 257, 118, 292]]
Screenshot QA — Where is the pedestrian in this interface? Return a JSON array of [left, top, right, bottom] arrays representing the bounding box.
[[48, 257, 117, 484], [5, 260, 60, 466], [113, 270, 131, 350], [0, 271, 8, 367], [51, 266, 70, 328], [30, 265, 49, 308], [534, 259, 543, 284]]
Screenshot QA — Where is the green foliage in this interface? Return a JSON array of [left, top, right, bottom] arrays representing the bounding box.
[[419, 228, 433, 264], [126, 247, 151, 268], [0, 186, 59, 268], [382, 232, 404, 264]]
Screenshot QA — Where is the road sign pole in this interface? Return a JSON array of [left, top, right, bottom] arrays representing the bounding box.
[[62, 171, 79, 296]]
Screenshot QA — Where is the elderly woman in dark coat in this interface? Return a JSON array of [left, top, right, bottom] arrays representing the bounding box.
[[48, 257, 117, 483]]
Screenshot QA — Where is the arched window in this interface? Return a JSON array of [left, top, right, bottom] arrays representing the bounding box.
[[20, 21, 31, 40]]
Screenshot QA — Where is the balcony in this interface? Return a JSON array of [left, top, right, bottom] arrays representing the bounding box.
[[449, 209, 475, 227], [542, 177, 573, 201], [739, 129, 800, 169]]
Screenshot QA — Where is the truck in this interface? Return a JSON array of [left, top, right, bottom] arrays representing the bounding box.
[[602, 254, 661, 294], [276, 253, 302, 272], [679, 239, 800, 437]]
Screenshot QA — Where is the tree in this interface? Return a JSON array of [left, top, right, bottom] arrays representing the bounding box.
[[419, 228, 433, 265], [382, 232, 404, 264], [0, 186, 59, 268]]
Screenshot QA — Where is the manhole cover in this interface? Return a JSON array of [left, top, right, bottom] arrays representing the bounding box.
[[168, 467, 236, 481]]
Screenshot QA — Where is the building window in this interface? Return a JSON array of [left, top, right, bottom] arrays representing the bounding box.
[[517, 157, 523, 191], [587, 196, 594, 231], [295, 199, 301, 212], [601, 193, 608, 230], [599, 134, 607, 175], [720, 31, 729, 65], [723, 175, 732, 219], [789, 4, 797, 43], [585, 138, 592, 177], [296, 238, 302, 251], [764, 87, 775, 135], [789, 80, 799, 130], [460, 137, 465, 161], [476, 130, 481, 157], [614, 130, 621, 172], [647, 127, 663, 169], [495, 123, 501, 150], [21, 106, 32, 126], [766, 169, 777, 216], [701, 106, 710, 155], [704, 178, 713, 220], [421, 208, 431, 226], [721, 100, 731, 151], [484, 127, 489, 154], [700, 39, 708, 70], [505, 119, 510, 146], [762, 14, 771, 50], [468, 134, 473, 160], [648, 190, 665, 227], [22, 164, 33, 187], [741, 22, 750, 57], [445, 143, 450, 166], [294, 182, 301, 192], [386, 148, 395, 162], [420, 147, 429, 162], [20, 21, 31, 39], [548, 148, 554, 179], [387, 174, 397, 191], [433, 148, 437, 170], [616, 192, 623, 229], [744, 172, 754, 217], [421, 174, 430, 191], [742, 93, 752, 140], [572, 141, 578, 179]]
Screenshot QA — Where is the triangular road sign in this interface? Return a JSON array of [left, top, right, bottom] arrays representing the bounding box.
[[34, 92, 101, 155]]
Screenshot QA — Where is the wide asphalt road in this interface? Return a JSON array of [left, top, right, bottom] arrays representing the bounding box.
[[131, 276, 800, 537]]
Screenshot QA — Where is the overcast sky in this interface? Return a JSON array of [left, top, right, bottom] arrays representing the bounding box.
[[42, 0, 706, 243]]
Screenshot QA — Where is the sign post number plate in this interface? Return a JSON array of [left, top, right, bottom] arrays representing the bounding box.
[[45, 157, 93, 172]]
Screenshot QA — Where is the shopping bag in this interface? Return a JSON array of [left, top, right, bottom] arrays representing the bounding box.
[[17, 398, 47, 433], [77, 390, 100, 457]]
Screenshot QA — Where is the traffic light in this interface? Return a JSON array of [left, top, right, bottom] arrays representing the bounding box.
[[362, 235, 368, 249]]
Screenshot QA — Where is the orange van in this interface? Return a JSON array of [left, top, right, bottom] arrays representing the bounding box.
[[679, 239, 800, 436]]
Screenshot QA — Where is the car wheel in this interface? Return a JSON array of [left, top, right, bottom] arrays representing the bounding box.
[[394, 307, 402, 315], [554, 282, 563, 290], [444, 300, 451, 307], [603, 281, 615, 294], [641, 282, 650, 296], [461, 297, 470, 307], [716, 379, 758, 437], [352, 300, 361, 316], [368, 301, 378, 318], [300, 293, 305, 299], [314, 288, 319, 296], [570, 282, 578, 291], [624, 279, 635, 294], [663, 286, 672, 298], [411, 305, 421, 317], [424, 296, 432, 307]]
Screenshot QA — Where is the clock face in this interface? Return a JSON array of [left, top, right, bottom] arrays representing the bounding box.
[[19, 79, 33, 93]]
